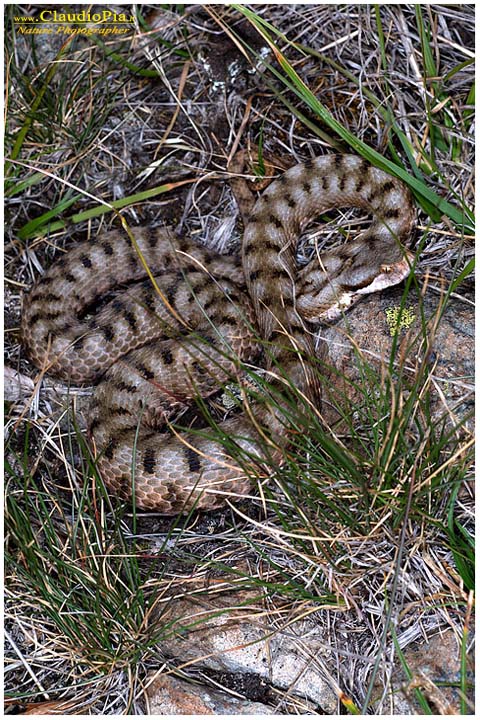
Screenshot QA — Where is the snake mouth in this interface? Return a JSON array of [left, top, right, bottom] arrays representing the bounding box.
[[353, 253, 414, 296]]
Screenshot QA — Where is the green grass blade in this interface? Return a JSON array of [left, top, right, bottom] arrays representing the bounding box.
[[7, 36, 75, 164], [16, 177, 196, 240]]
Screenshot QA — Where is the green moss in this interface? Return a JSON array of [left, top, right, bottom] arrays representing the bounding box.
[[385, 305, 416, 336]]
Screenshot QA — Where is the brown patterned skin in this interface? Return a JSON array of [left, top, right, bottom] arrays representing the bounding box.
[[22, 154, 415, 513]]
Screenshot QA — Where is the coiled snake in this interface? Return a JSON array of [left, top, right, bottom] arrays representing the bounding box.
[[22, 154, 415, 513]]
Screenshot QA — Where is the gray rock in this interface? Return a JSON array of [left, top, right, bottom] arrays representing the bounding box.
[[157, 589, 338, 714], [146, 674, 277, 715]]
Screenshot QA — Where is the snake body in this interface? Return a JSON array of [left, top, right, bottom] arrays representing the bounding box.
[[22, 155, 415, 513]]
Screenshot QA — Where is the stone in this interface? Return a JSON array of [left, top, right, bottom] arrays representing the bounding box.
[[146, 674, 276, 715], [156, 588, 338, 714]]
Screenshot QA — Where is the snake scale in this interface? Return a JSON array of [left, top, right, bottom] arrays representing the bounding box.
[[22, 154, 415, 513]]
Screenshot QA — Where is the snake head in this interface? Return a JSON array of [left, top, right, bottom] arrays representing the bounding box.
[[296, 250, 414, 323]]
